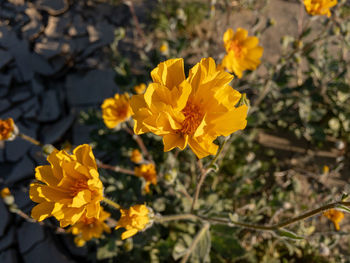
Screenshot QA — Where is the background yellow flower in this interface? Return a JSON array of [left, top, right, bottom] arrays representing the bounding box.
[[29, 144, 104, 227], [134, 163, 157, 193], [130, 149, 143, 163], [221, 28, 263, 78], [323, 209, 344, 231], [115, 204, 150, 240], [68, 208, 111, 247], [130, 57, 248, 158], [102, 93, 133, 129], [303, 0, 337, 17], [134, 83, 146, 94]]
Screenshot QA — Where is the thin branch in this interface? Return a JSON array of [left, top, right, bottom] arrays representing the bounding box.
[[97, 160, 135, 175], [124, 127, 153, 162], [180, 223, 210, 263], [18, 133, 43, 147], [103, 197, 121, 210]]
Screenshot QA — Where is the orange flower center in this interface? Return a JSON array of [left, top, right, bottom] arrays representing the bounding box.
[[179, 101, 203, 135], [70, 179, 88, 197], [115, 103, 129, 119], [229, 40, 243, 58]]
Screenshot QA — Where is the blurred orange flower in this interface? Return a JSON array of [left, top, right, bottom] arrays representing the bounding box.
[[68, 207, 111, 247], [221, 28, 263, 78], [115, 204, 150, 240], [323, 209, 344, 231], [130, 149, 143, 164], [1, 187, 11, 198], [30, 144, 103, 227], [130, 57, 248, 158], [102, 93, 133, 129], [303, 0, 337, 17], [0, 118, 18, 141], [134, 163, 157, 193]]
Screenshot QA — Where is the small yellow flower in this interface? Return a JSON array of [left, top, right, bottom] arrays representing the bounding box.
[[68, 208, 111, 247], [1, 187, 11, 198], [159, 42, 168, 54], [221, 28, 263, 78], [130, 57, 248, 159], [130, 149, 143, 164], [303, 0, 337, 17], [102, 93, 133, 129], [0, 118, 18, 141], [323, 209, 344, 231], [323, 165, 329, 174], [115, 204, 151, 240], [134, 83, 146, 95], [29, 144, 104, 227], [134, 163, 157, 193]]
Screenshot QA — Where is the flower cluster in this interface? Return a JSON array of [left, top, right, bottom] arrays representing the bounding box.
[[115, 204, 151, 240], [102, 93, 133, 129], [130, 57, 248, 159], [221, 28, 263, 78], [130, 149, 143, 164], [303, 0, 337, 17], [29, 144, 104, 227]]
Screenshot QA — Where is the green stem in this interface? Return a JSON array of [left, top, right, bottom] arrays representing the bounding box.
[[158, 201, 350, 231], [103, 197, 121, 210], [18, 133, 43, 147], [190, 137, 229, 212]]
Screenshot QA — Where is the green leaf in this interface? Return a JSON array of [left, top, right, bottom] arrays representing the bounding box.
[[191, 226, 211, 263], [336, 205, 350, 213], [276, 229, 304, 240]]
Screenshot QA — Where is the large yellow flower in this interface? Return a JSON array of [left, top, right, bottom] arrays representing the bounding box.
[[303, 0, 337, 17], [68, 207, 111, 247], [323, 209, 344, 231], [102, 93, 133, 129], [134, 163, 157, 193], [221, 28, 263, 78], [130, 58, 248, 159], [0, 118, 18, 141], [29, 144, 104, 227], [115, 204, 151, 240]]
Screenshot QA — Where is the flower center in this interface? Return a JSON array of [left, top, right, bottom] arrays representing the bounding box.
[[179, 101, 203, 135], [229, 40, 243, 58], [70, 179, 88, 197], [116, 103, 129, 119]]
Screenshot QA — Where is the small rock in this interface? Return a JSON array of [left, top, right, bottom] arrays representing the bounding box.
[[65, 69, 117, 106], [0, 99, 11, 112], [17, 222, 45, 253], [0, 50, 12, 69], [0, 200, 10, 237], [38, 90, 61, 122], [40, 114, 74, 144], [45, 15, 69, 38], [36, 0, 67, 14], [5, 155, 35, 184], [0, 227, 15, 251], [0, 249, 18, 263], [68, 15, 86, 37], [22, 7, 43, 39]]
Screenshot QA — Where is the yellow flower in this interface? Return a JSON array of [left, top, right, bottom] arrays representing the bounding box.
[[29, 144, 104, 227], [323, 165, 329, 174], [134, 83, 147, 95], [0, 118, 18, 141], [130, 149, 143, 164], [303, 0, 337, 17], [221, 28, 263, 78], [134, 163, 157, 193], [68, 208, 111, 247], [159, 42, 168, 54], [130, 57, 248, 159], [115, 204, 151, 240], [1, 187, 11, 198], [102, 93, 133, 129], [323, 209, 344, 231]]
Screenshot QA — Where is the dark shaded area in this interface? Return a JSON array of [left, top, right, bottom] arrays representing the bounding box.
[[0, 0, 130, 261]]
